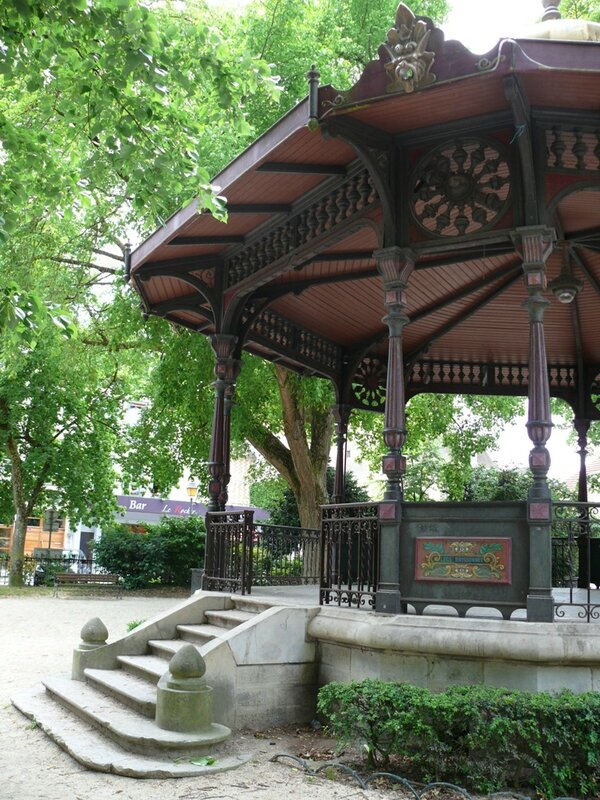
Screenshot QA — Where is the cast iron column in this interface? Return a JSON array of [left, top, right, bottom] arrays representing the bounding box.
[[331, 404, 351, 504], [374, 246, 414, 614], [514, 226, 556, 622], [207, 335, 238, 512], [575, 418, 590, 505], [574, 417, 591, 588], [219, 359, 242, 510]]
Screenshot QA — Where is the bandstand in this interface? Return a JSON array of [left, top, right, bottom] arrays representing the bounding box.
[[129, 2, 600, 623]]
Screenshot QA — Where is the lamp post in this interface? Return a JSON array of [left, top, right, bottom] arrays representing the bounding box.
[[186, 479, 198, 517]]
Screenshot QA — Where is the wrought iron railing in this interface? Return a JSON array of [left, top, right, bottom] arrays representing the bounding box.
[[204, 510, 253, 594], [0, 553, 97, 586], [552, 502, 600, 621], [251, 522, 320, 586], [204, 511, 320, 594], [320, 502, 379, 609]]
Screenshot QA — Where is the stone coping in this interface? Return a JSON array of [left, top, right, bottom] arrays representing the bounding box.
[[308, 607, 600, 665]]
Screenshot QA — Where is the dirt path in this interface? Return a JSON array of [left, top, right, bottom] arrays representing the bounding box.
[[0, 594, 384, 800]]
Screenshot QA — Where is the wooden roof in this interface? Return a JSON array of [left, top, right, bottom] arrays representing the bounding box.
[[131, 5, 600, 418]]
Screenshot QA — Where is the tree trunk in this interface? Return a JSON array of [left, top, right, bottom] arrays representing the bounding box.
[[244, 366, 334, 530], [9, 511, 27, 587], [6, 433, 43, 587]]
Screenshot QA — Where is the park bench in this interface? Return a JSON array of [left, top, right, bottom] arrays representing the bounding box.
[[53, 572, 123, 598]]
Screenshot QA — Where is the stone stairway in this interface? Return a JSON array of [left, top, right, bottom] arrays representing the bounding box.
[[11, 596, 288, 778]]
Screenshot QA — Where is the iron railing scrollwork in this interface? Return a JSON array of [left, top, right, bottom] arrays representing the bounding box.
[[552, 502, 600, 622], [204, 511, 253, 594], [320, 502, 380, 609], [204, 511, 320, 594]]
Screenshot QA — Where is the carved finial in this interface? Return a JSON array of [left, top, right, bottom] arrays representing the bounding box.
[[382, 3, 436, 94], [306, 64, 320, 132], [169, 644, 206, 680], [541, 0, 561, 21], [80, 617, 109, 648]]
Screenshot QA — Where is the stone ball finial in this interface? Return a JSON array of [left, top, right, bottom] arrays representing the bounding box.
[[80, 617, 109, 646], [542, 0, 561, 20], [169, 644, 206, 681]]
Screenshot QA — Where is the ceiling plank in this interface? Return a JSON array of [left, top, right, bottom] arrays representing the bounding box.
[[256, 162, 346, 175], [168, 236, 244, 246]]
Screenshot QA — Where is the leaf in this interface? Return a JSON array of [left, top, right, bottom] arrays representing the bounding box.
[[189, 756, 217, 766]]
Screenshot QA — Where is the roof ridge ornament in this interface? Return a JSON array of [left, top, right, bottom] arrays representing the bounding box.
[[541, 1, 561, 21], [382, 3, 436, 94]]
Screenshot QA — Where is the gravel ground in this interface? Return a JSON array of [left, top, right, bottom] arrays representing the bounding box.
[[0, 593, 387, 800]]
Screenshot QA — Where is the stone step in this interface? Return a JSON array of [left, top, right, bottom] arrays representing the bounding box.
[[231, 597, 274, 614], [41, 675, 231, 756], [148, 638, 200, 659], [12, 685, 248, 778], [204, 609, 255, 629], [177, 623, 229, 645], [117, 654, 169, 683], [84, 668, 157, 718]]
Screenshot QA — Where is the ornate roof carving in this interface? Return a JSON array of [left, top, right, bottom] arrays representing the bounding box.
[[382, 4, 436, 94]]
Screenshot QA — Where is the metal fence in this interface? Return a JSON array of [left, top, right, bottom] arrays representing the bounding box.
[[204, 511, 320, 594], [0, 553, 97, 586], [320, 502, 379, 609], [552, 502, 600, 621]]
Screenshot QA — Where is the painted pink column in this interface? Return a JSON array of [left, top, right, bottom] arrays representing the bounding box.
[[374, 246, 414, 614], [513, 225, 555, 622], [208, 335, 238, 512]]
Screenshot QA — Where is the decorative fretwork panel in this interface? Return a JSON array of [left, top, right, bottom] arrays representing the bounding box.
[[226, 169, 378, 287], [410, 136, 512, 238], [352, 356, 387, 410], [245, 307, 342, 375], [590, 370, 600, 417], [546, 127, 600, 172], [350, 357, 578, 411], [412, 360, 492, 388]]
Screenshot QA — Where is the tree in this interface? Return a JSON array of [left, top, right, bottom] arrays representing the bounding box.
[[0, 2, 281, 582], [0, 326, 126, 585], [254, 468, 370, 528], [350, 395, 526, 501], [560, 0, 600, 21], [0, 1, 279, 241], [462, 465, 575, 502]]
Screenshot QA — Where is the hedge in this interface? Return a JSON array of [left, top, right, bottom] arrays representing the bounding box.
[[317, 679, 600, 797]]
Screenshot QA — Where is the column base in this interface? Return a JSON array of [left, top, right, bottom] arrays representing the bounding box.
[[375, 588, 403, 614], [527, 593, 554, 622]]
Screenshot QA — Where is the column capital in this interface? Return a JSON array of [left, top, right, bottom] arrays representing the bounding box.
[[511, 226, 556, 266], [210, 334, 238, 361], [210, 335, 240, 382], [374, 247, 415, 289]]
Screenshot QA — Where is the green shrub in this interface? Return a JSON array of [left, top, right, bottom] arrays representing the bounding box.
[[93, 516, 205, 589], [317, 679, 600, 797]]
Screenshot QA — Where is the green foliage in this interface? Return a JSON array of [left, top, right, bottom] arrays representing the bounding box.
[[126, 619, 146, 632], [560, 0, 600, 21], [0, 327, 123, 526], [317, 679, 600, 796], [0, 282, 75, 362], [236, 0, 449, 134], [93, 516, 205, 589], [0, 1, 279, 239], [258, 468, 369, 527], [463, 465, 575, 502], [352, 396, 525, 501]]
